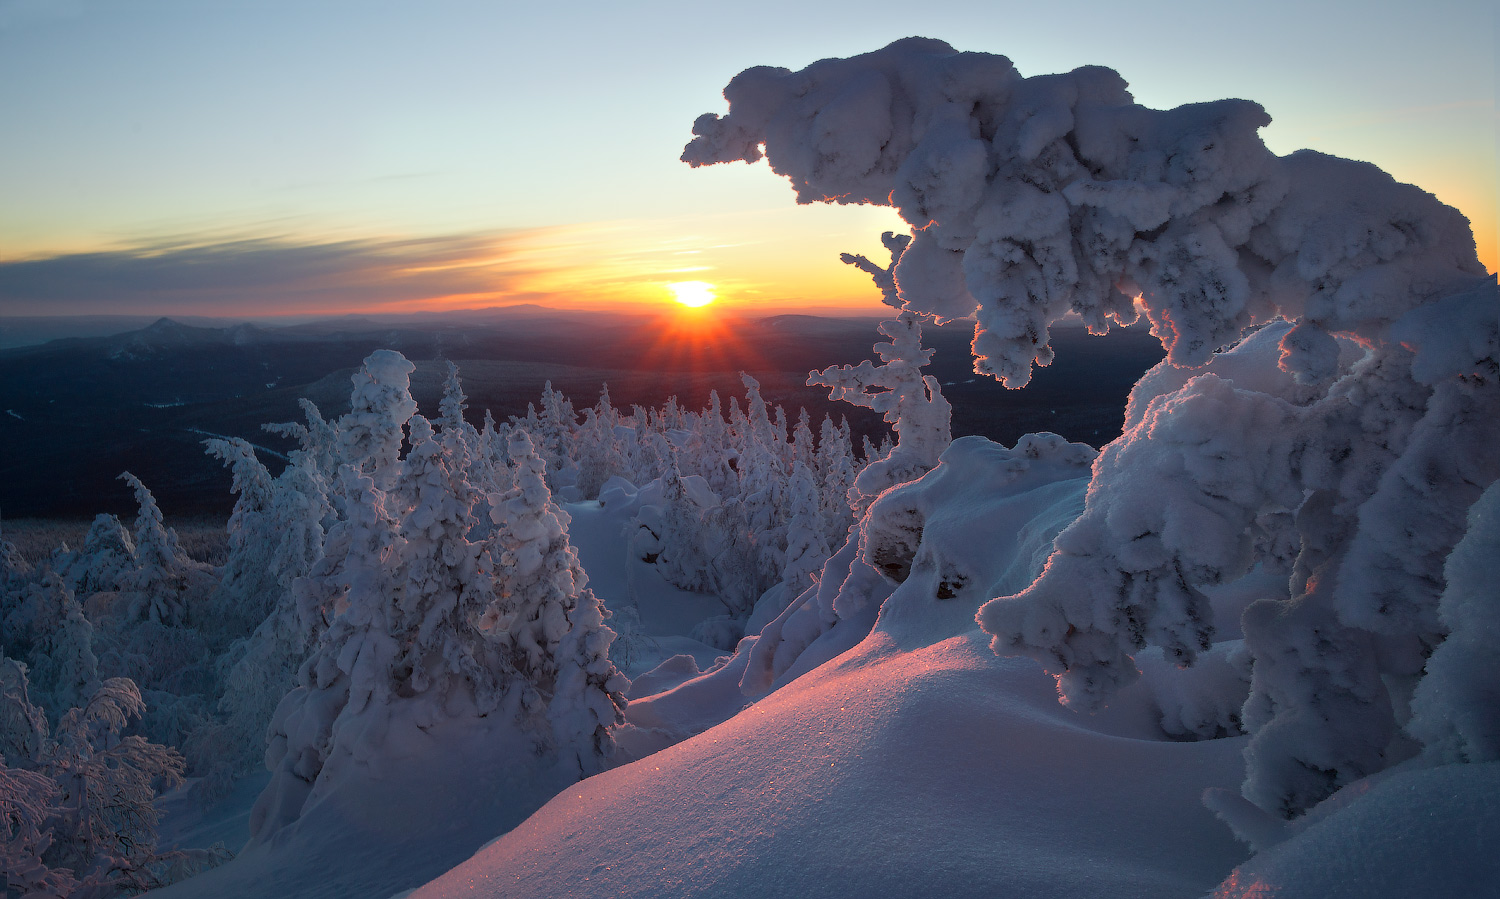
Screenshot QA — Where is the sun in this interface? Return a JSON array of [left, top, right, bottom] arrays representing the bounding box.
[[667, 280, 717, 308]]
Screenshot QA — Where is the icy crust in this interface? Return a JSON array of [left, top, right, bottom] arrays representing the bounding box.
[[684, 38, 1485, 388]]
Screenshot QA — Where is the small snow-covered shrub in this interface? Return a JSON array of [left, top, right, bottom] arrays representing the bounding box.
[[0, 660, 221, 897]]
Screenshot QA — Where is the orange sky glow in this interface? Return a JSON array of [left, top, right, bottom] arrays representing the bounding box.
[[1, 4, 1492, 325]]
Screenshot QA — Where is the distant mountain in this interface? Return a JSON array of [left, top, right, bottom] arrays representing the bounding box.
[[0, 314, 236, 349], [0, 310, 1163, 519]]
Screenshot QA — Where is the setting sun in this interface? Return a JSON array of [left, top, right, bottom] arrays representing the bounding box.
[[668, 280, 717, 308]]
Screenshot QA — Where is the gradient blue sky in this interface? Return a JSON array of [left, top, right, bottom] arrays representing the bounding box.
[[1, 0, 1494, 316]]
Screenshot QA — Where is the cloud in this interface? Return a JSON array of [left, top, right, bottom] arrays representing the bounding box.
[[0, 232, 558, 316]]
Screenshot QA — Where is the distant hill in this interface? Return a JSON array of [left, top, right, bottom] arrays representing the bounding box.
[[0, 310, 1162, 519]]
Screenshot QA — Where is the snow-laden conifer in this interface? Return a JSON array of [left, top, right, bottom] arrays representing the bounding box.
[[264, 397, 342, 489], [779, 461, 832, 601], [22, 573, 100, 722], [212, 445, 332, 772], [388, 415, 509, 717], [687, 38, 1497, 820], [0, 515, 29, 595], [490, 429, 627, 770], [436, 360, 480, 469], [252, 466, 399, 840], [55, 514, 137, 597], [338, 349, 418, 494], [636, 450, 714, 594], [0, 661, 215, 896], [816, 416, 859, 537], [809, 236, 952, 512], [204, 438, 281, 636]]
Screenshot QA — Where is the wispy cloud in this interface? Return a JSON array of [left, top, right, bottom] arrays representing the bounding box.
[[0, 231, 570, 316], [0, 207, 908, 318]]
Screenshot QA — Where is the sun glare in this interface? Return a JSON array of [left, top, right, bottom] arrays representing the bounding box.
[[668, 280, 717, 308]]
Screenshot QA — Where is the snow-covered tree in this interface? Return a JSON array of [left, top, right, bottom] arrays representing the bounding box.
[[811, 310, 952, 511], [0, 515, 30, 596], [437, 360, 480, 468], [210, 442, 331, 773], [251, 361, 629, 841], [22, 573, 100, 722], [388, 415, 509, 717], [264, 397, 341, 489], [0, 662, 216, 896], [490, 430, 627, 771], [635, 451, 714, 594], [779, 461, 833, 600], [573, 387, 632, 500], [338, 349, 418, 494], [1408, 479, 1500, 764], [204, 438, 281, 636], [686, 37, 1496, 821], [252, 466, 400, 840], [547, 578, 629, 778], [117, 472, 210, 627], [809, 236, 952, 512], [515, 382, 578, 492], [53, 513, 137, 597], [0, 655, 48, 765], [816, 415, 859, 536]]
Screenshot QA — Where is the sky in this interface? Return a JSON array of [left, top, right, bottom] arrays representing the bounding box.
[[0, 0, 1494, 319]]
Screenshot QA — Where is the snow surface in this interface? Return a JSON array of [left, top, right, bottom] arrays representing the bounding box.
[[1209, 762, 1500, 898], [149, 711, 576, 899], [413, 636, 1249, 899]]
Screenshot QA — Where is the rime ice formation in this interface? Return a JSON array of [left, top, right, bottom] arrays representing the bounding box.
[[688, 37, 1498, 819], [685, 38, 1484, 388]]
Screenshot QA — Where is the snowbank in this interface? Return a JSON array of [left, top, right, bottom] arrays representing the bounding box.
[[149, 711, 576, 899], [412, 631, 1248, 899], [1209, 761, 1500, 898]]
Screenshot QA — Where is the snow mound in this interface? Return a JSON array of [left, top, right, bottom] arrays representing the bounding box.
[[148, 712, 575, 899], [1208, 762, 1500, 898], [411, 633, 1248, 899]]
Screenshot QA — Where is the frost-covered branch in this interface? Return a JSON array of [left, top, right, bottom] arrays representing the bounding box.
[[689, 38, 1499, 820], [684, 38, 1486, 388]]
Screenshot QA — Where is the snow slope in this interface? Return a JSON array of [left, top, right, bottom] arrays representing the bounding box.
[[412, 632, 1249, 899], [148, 709, 577, 899], [1210, 761, 1500, 898]]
